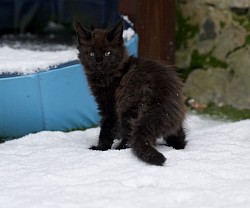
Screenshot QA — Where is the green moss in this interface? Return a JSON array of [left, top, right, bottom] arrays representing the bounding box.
[[245, 34, 250, 44], [176, 5, 199, 49], [197, 104, 250, 121], [220, 21, 226, 29], [179, 50, 227, 80], [233, 14, 250, 32], [207, 56, 228, 68], [233, 15, 246, 26], [190, 50, 207, 69], [190, 50, 227, 69], [244, 17, 250, 32]]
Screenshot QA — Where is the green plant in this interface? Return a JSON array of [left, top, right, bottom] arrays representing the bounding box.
[[197, 104, 250, 121]]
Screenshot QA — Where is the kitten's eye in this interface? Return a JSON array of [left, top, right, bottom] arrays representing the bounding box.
[[104, 51, 110, 56], [90, 52, 95, 57]]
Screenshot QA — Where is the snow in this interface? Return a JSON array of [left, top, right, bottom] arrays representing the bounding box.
[[0, 46, 78, 75], [0, 29, 135, 76], [122, 28, 135, 42], [1, 114, 250, 208], [122, 15, 134, 27]]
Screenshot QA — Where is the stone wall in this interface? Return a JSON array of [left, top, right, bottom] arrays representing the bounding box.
[[176, 0, 250, 109]]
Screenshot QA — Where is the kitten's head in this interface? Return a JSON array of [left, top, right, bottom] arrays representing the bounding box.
[[75, 20, 126, 74]]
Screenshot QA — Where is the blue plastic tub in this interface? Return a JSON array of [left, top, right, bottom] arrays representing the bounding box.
[[0, 34, 138, 138]]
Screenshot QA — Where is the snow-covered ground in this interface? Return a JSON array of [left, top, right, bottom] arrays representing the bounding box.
[[0, 114, 250, 208]]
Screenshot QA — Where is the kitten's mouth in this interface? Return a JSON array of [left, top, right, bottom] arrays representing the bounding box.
[[96, 66, 102, 70]]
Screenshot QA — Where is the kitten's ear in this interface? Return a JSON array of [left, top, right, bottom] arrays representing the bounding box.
[[108, 19, 124, 43], [74, 20, 92, 45]]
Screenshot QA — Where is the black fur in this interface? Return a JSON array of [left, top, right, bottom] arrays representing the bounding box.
[[75, 20, 187, 165]]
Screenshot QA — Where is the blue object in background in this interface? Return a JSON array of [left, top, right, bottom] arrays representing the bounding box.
[[0, 34, 138, 139]]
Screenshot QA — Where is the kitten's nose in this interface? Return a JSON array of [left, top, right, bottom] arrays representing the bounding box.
[[96, 62, 103, 66]]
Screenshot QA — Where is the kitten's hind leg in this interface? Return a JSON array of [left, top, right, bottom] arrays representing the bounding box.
[[164, 126, 187, 150]]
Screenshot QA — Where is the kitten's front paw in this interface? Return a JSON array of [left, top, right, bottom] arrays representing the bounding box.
[[89, 145, 110, 151]]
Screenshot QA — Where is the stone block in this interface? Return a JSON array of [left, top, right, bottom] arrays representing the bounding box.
[[213, 27, 246, 60], [184, 68, 229, 105]]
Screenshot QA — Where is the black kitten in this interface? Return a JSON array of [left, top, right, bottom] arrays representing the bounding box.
[[75, 20, 187, 166]]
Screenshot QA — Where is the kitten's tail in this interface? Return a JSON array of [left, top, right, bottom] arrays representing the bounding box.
[[131, 141, 166, 166]]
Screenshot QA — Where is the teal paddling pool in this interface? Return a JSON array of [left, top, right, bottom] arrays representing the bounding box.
[[0, 34, 138, 139]]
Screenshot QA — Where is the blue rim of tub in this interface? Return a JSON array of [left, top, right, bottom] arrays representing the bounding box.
[[0, 34, 138, 139]]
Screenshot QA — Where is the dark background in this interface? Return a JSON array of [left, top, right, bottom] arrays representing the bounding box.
[[0, 0, 175, 63]]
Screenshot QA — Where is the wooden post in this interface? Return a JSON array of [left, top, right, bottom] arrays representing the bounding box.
[[135, 0, 175, 63]]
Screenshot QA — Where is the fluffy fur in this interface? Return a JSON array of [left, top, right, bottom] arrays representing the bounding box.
[[75, 20, 187, 166]]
